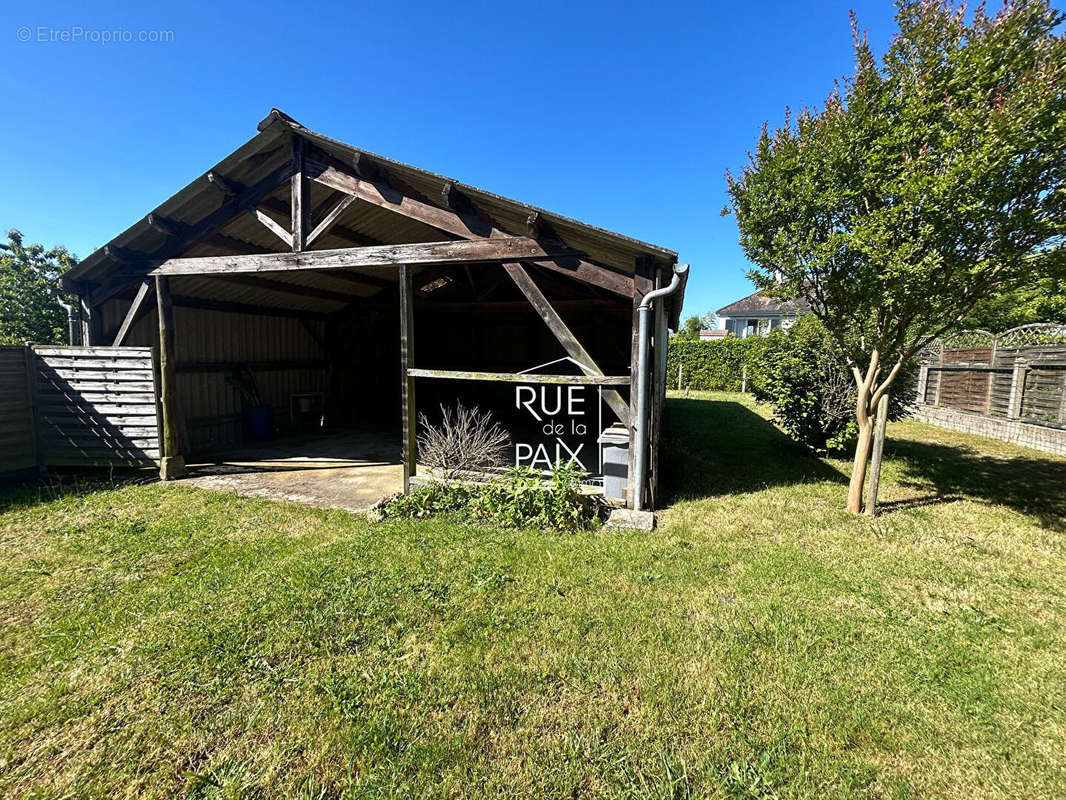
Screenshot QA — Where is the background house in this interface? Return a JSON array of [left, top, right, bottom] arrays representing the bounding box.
[[717, 290, 808, 337]]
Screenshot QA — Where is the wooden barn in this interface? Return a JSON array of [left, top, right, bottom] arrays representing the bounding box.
[[56, 110, 687, 510]]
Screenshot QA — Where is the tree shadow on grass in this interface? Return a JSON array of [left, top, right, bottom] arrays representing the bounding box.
[[658, 398, 846, 506], [886, 436, 1066, 532], [0, 469, 155, 515]]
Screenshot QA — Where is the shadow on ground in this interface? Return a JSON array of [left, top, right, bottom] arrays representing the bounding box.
[[658, 398, 846, 505], [657, 395, 1066, 531], [887, 436, 1066, 532], [0, 470, 155, 514]]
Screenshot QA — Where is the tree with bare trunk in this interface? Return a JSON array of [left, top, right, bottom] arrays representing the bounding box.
[[726, 0, 1066, 513]]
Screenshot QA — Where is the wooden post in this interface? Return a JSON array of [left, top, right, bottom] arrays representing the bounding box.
[[399, 264, 416, 492], [864, 391, 890, 517], [291, 134, 309, 252], [78, 294, 100, 346], [677, 364, 682, 391], [1007, 358, 1029, 419], [23, 344, 44, 473], [155, 276, 186, 479]]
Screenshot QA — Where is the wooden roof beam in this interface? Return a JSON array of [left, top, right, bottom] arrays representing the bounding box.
[[249, 207, 293, 248], [304, 159, 634, 297], [291, 134, 309, 252], [307, 195, 357, 246], [207, 171, 242, 199], [84, 161, 295, 306], [126, 237, 567, 277]]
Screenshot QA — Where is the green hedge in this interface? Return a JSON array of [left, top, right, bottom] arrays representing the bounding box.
[[666, 336, 773, 392]]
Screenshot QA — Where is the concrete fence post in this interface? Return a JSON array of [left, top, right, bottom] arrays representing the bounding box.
[[917, 364, 930, 404], [1059, 371, 1066, 424], [1007, 358, 1029, 420]]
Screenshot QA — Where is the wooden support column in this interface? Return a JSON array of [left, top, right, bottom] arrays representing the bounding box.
[[155, 276, 186, 480], [78, 294, 101, 346], [291, 135, 309, 252], [24, 344, 44, 474], [627, 256, 655, 509], [399, 264, 416, 491]]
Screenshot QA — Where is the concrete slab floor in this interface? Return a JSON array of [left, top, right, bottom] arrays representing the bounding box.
[[178, 429, 403, 513]]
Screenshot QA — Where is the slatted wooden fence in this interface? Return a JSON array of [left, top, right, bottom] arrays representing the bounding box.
[[0, 345, 160, 475], [0, 346, 37, 474]]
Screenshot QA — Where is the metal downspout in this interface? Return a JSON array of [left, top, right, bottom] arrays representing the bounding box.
[[633, 263, 689, 511]]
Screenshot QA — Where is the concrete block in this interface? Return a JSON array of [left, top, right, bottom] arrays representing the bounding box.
[[159, 456, 187, 481], [605, 508, 656, 531]]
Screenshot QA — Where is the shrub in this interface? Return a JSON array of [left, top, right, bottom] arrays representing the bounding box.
[[380, 462, 602, 531], [751, 315, 915, 454], [666, 336, 774, 392], [417, 403, 510, 476]]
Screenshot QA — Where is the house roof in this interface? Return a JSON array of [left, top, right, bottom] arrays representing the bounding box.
[[62, 110, 680, 319], [717, 290, 809, 316]]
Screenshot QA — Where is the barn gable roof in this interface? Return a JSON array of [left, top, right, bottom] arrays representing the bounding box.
[[63, 109, 679, 305]]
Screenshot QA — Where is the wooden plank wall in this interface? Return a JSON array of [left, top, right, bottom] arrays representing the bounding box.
[[100, 300, 327, 453], [0, 346, 36, 474], [34, 346, 160, 466]]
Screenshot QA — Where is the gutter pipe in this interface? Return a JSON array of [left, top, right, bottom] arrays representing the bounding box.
[[57, 298, 78, 345], [633, 262, 689, 511]]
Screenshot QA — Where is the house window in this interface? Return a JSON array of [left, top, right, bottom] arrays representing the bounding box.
[[757, 319, 771, 335], [745, 319, 758, 337]]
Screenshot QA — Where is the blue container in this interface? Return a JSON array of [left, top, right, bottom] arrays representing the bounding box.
[[246, 405, 274, 441]]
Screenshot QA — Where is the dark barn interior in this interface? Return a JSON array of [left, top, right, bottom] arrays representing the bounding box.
[[64, 110, 685, 509]]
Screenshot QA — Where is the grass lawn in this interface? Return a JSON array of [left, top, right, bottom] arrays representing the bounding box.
[[1, 391, 1064, 799]]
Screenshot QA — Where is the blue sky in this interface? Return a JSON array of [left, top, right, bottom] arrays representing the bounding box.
[[1, 0, 910, 318]]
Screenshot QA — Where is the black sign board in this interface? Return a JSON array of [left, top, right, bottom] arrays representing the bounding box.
[[415, 361, 612, 476]]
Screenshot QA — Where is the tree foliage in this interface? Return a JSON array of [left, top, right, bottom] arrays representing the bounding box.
[[727, 0, 1066, 512], [676, 315, 702, 341], [751, 316, 914, 454], [960, 274, 1066, 331], [0, 230, 76, 345]]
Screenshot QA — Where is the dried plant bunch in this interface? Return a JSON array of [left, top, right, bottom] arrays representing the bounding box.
[[417, 403, 510, 475]]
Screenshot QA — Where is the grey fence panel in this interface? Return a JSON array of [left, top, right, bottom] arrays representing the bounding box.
[[33, 346, 160, 466], [1021, 367, 1066, 425], [0, 346, 36, 474], [987, 369, 1014, 417]]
